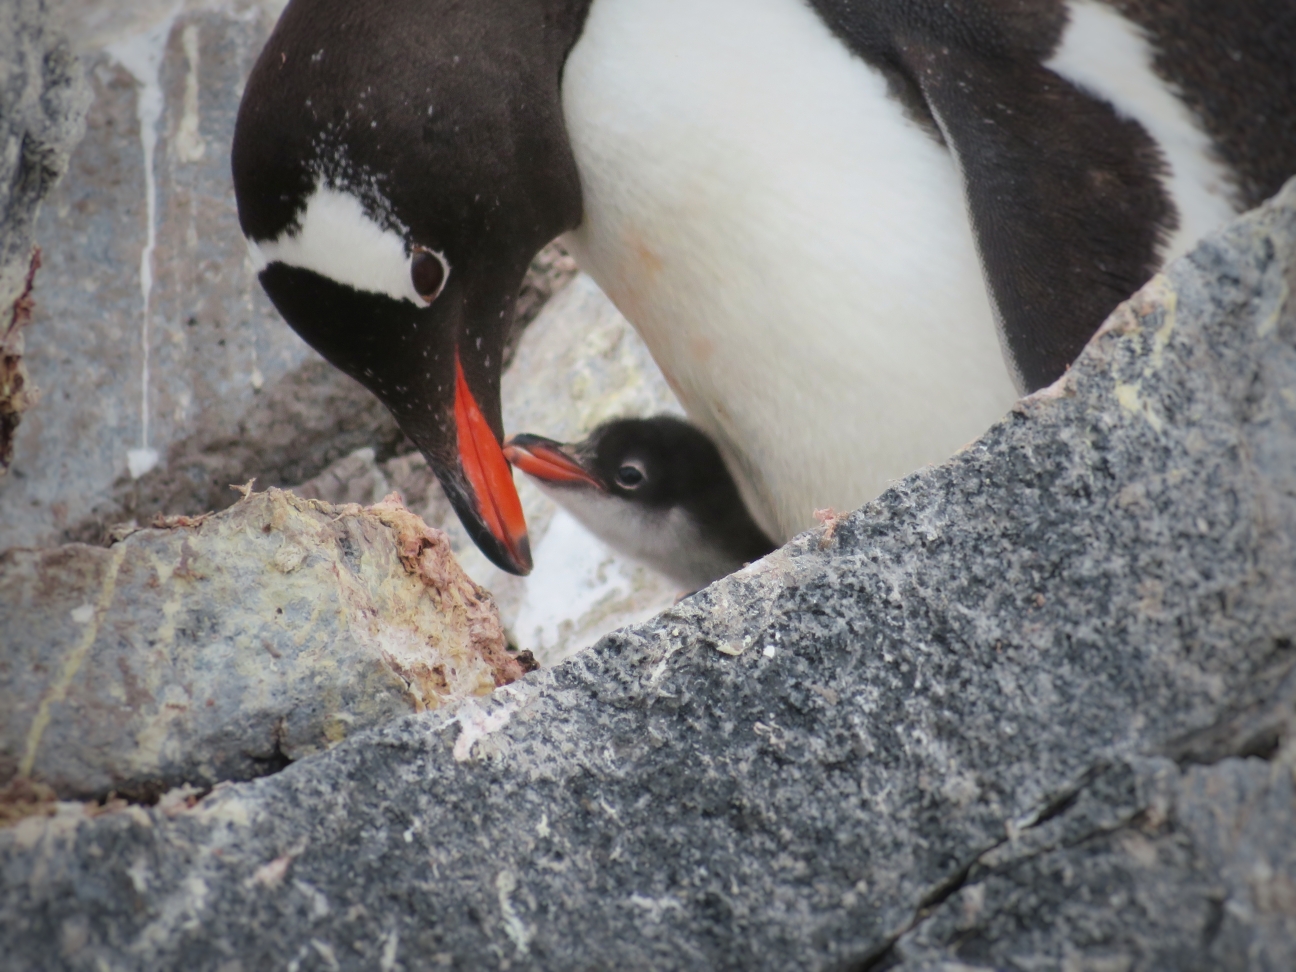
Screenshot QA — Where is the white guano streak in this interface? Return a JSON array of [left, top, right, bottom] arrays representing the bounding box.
[[174, 22, 206, 163], [108, 6, 182, 480]]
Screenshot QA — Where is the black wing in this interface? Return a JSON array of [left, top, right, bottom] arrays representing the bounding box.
[[808, 1, 1175, 392]]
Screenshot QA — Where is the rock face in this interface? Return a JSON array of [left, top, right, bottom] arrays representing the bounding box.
[[893, 750, 1296, 970], [0, 0, 344, 549], [0, 489, 522, 804], [0, 0, 89, 473], [2, 184, 1294, 971], [0, 1, 321, 549]]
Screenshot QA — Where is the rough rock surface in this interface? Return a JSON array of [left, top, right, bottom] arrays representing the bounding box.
[[1, 250, 42, 474], [2, 181, 1293, 969], [892, 747, 1296, 971], [0, 0, 328, 548], [0, 0, 88, 473], [0, 488, 522, 803], [0, 0, 87, 302]]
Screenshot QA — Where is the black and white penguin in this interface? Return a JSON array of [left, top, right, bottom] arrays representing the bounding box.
[[231, 0, 1295, 573], [505, 416, 777, 590]]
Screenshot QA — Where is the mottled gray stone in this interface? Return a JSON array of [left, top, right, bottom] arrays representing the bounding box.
[[0, 0, 87, 302], [0, 0, 89, 473], [891, 745, 1296, 972], [0, 489, 522, 803], [0, 2, 330, 549], [1, 172, 1294, 972]]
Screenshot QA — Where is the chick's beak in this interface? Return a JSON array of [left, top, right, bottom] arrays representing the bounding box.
[[454, 355, 532, 574], [503, 434, 604, 489]]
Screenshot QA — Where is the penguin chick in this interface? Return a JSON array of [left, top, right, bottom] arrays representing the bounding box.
[[504, 416, 776, 591]]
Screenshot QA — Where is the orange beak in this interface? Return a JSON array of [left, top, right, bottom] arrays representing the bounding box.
[[454, 354, 531, 574], [504, 434, 604, 489]]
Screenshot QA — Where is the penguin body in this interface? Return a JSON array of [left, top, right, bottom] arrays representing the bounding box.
[[505, 417, 776, 591], [232, 0, 1295, 569], [562, 0, 1021, 542]]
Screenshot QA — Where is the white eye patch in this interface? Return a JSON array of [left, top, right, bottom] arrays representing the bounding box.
[[246, 183, 448, 305]]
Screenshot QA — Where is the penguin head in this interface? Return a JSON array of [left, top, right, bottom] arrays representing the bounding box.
[[505, 417, 776, 589], [231, 0, 588, 575], [505, 417, 724, 512]]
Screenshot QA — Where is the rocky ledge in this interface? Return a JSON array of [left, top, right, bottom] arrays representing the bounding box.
[[2, 183, 1294, 971], [1, 489, 526, 806], [0, 0, 88, 473]]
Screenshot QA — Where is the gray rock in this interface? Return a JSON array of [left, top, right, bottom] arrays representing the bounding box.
[[292, 447, 397, 509], [0, 488, 524, 804], [0, 0, 89, 473], [1, 157, 1295, 972], [0, 0, 87, 301], [892, 746, 1296, 972], [0, 2, 330, 549]]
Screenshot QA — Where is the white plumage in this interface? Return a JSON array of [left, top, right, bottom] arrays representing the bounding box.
[[562, 0, 1018, 542]]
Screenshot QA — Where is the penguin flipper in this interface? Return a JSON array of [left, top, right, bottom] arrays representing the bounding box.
[[897, 41, 1174, 392]]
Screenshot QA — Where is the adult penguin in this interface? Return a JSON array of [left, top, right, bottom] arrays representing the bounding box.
[[232, 0, 1295, 574]]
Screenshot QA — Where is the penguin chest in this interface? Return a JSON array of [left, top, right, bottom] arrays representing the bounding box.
[[561, 0, 1019, 540]]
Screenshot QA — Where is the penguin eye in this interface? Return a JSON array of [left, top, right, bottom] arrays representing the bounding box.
[[410, 247, 449, 303], [615, 460, 647, 490]]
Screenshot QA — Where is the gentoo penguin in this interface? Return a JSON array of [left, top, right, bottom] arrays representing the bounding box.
[[231, 0, 1295, 572], [504, 417, 777, 590]]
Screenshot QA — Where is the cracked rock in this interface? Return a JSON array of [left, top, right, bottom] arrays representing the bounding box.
[[891, 749, 1296, 972], [0, 488, 522, 804], [0, 0, 89, 474], [2, 129, 1296, 972]]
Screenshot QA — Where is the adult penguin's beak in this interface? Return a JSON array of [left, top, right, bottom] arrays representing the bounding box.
[[447, 354, 532, 574], [250, 262, 532, 575], [232, 0, 590, 577]]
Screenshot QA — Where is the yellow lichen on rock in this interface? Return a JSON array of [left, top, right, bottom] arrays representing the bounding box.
[[0, 488, 530, 803]]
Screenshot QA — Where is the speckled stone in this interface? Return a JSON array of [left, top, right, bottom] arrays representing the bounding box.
[[0, 2, 331, 550], [1, 182, 1294, 972], [0, 0, 89, 474], [0, 489, 519, 802]]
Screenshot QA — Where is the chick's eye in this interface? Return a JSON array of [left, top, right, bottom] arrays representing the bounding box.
[[411, 247, 449, 303], [615, 461, 646, 489]]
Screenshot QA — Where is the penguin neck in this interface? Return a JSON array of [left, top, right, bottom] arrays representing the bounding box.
[[561, 0, 1019, 541], [532, 482, 740, 590]]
